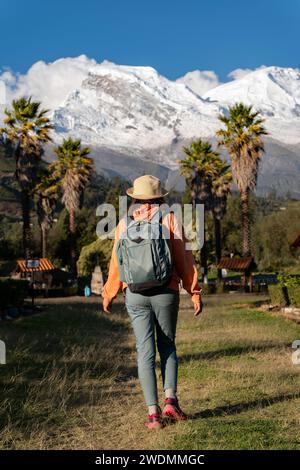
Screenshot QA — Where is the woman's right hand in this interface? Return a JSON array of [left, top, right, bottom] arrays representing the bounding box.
[[103, 298, 112, 313], [193, 300, 203, 317]]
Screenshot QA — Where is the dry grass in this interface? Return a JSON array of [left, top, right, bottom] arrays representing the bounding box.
[[0, 293, 300, 449]]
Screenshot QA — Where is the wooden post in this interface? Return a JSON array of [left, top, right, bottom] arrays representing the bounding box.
[[31, 270, 35, 307]]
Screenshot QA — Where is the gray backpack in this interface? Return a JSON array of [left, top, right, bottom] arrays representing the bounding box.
[[116, 210, 173, 293]]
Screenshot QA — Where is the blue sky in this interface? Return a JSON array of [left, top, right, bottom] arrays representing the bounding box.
[[0, 0, 299, 80]]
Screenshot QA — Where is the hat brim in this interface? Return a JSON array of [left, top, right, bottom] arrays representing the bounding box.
[[126, 187, 169, 199]]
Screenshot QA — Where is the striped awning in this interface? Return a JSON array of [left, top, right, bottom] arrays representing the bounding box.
[[217, 257, 255, 271], [16, 258, 55, 273]]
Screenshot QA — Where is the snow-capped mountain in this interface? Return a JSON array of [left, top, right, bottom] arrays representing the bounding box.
[[203, 66, 300, 145], [50, 62, 300, 196], [53, 62, 220, 168]]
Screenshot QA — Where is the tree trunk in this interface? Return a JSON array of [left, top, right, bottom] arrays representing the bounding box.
[[241, 189, 251, 257], [41, 225, 48, 258], [21, 190, 32, 259], [200, 215, 208, 284], [241, 189, 252, 292], [214, 216, 222, 282], [192, 177, 209, 284], [69, 209, 77, 277], [200, 239, 208, 284]]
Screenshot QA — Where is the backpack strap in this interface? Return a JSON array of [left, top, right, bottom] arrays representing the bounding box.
[[126, 214, 134, 226], [156, 208, 171, 238]]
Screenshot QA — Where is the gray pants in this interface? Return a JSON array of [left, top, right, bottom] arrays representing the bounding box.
[[125, 287, 179, 406]]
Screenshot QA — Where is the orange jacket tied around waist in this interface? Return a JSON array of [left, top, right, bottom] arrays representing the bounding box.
[[102, 204, 202, 303]]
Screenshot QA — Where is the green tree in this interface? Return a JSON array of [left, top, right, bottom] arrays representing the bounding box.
[[211, 160, 232, 280], [217, 103, 267, 257], [52, 138, 93, 275], [0, 97, 53, 257], [35, 167, 58, 258], [179, 139, 230, 282], [253, 201, 300, 272]]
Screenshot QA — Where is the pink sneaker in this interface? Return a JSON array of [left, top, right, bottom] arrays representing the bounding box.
[[162, 397, 187, 421], [145, 411, 163, 429]]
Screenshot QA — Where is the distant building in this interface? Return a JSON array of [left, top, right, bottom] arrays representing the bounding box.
[[10, 258, 72, 290], [217, 256, 256, 291], [11, 258, 55, 285]]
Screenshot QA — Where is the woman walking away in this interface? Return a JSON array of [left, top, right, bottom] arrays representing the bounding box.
[[102, 175, 202, 429]]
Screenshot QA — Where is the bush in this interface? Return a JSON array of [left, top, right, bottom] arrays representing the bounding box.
[[64, 285, 78, 296], [268, 284, 288, 307], [278, 274, 300, 287], [77, 237, 113, 278], [0, 278, 29, 308], [32, 286, 78, 298], [287, 286, 300, 308]]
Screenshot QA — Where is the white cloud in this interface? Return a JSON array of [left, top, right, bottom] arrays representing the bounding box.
[[0, 59, 222, 119], [228, 65, 266, 81], [176, 70, 221, 96], [228, 68, 253, 80], [0, 56, 270, 122], [0, 55, 97, 113], [0, 80, 6, 105]]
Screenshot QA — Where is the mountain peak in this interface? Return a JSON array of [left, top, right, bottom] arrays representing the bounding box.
[[1, 55, 298, 197], [203, 65, 300, 133]]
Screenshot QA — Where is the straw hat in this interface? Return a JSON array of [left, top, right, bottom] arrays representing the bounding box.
[[126, 175, 169, 200]]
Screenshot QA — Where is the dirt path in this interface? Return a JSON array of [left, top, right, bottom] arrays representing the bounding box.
[[1, 293, 300, 450]]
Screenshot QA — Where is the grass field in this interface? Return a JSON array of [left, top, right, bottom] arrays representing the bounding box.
[[0, 293, 300, 450]]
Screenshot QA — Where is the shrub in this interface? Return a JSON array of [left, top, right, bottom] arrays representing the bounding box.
[[77, 237, 113, 278], [268, 284, 288, 307], [64, 285, 78, 296], [0, 278, 29, 308], [278, 274, 300, 287], [287, 286, 300, 308], [47, 288, 65, 298]]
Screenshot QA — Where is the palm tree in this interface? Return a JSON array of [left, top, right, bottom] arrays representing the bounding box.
[[217, 103, 267, 257], [179, 139, 222, 283], [35, 167, 58, 258], [0, 97, 53, 257], [52, 138, 93, 275], [211, 161, 232, 280]]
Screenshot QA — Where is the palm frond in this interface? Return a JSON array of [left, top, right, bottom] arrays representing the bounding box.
[[216, 102, 267, 192]]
